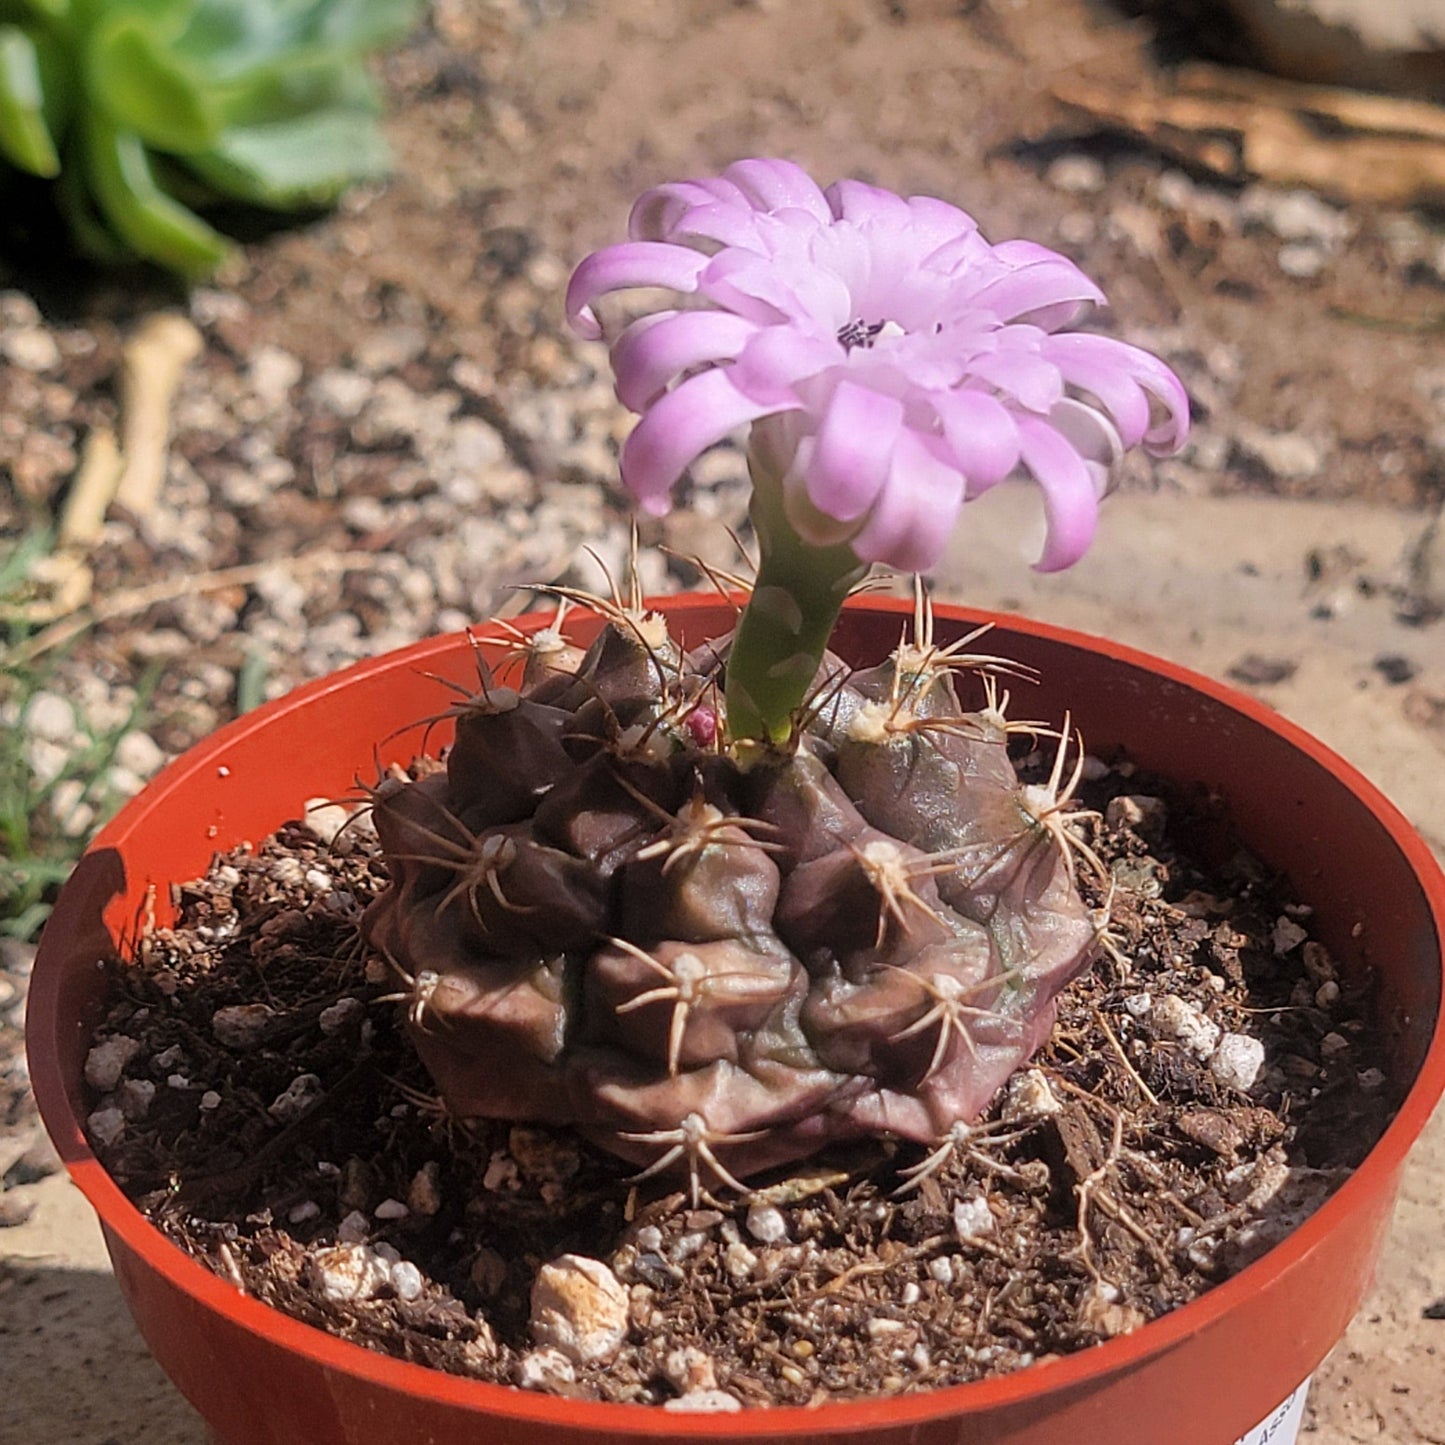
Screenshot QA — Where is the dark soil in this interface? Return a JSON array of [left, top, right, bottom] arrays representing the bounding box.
[[84, 744, 1394, 1409]]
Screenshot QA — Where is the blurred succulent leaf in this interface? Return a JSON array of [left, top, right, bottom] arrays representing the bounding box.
[[0, 25, 60, 174], [312, 0, 418, 51], [215, 48, 381, 126], [87, 11, 220, 153], [1, 0, 420, 277], [82, 111, 231, 275], [0, 0, 71, 24], [187, 104, 387, 208]]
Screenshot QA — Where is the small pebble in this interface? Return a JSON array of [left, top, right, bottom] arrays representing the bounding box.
[[1152, 994, 1222, 1059], [1320, 1032, 1350, 1058], [311, 1244, 391, 1304], [390, 1260, 425, 1301], [407, 1162, 443, 1216], [198, 1090, 222, 1111], [303, 799, 353, 845], [267, 1073, 323, 1121], [374, 1197, 409, 1221], [1210, 1033, 1266, 1091], [515, 1348, 577, 1392], [84, 1036, 142, 1091], [337, 1210, 371, 1243], [745, 1202, 789, 1244], [1001, 1067, 1061, 1120], [288, 1201, 321, 1225], [318, 997, 364, 1036], [212, 1003, 276, 1050], [86, 1107, 126, 1148], [118, 1078, 157, 1120], [1271, 917, 1309, 956], [529, 1254, 630, 1365], [953, 1193, 995, 1241]]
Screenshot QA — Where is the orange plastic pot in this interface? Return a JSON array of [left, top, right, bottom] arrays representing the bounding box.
[[28, 595, 1445, 1445]]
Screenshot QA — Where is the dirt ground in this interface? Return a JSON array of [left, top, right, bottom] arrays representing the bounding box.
[[2, 0, 1443, 1440]]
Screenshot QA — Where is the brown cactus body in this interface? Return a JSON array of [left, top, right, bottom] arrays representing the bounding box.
[[362, 605, 1099, 1198]]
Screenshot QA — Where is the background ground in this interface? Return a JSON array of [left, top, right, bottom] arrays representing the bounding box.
[[1, 0, 1442, 1440]]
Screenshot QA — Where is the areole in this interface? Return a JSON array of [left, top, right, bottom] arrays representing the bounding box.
[[27, 595, 1445, 1445]]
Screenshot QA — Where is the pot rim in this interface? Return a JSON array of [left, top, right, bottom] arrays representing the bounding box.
[[26, 594, 1445, 1436]]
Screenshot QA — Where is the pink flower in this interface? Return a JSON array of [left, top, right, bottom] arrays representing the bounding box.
[[567, 159, 1190, 573]]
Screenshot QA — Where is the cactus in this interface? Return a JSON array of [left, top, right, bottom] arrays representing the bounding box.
[[364, 160, 1191, 1202]]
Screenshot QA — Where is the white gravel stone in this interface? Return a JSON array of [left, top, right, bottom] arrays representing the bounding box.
[[267, 1073, 323, 1121], [2, 326, 61, 372], [515, 1347, 576, 1391], [318, 997, 364, 1035], [1046, 154, 1106, 195], [24, 691, 76, 744], [211, 1003, 275, 1050], [337, 1210, 371, 1243], [1123, 992, 1153, 1018], [745, 1202, 789, 1243], [1272, 916, 1310, 955], [390, 1260, 425, 1301], [118, 1078, 157, 1120], [247, 346, 303, 403], [1210, 1033, 1266, 1091], [303, 798, 352, 845], [1237, 426, 1324, 481], [86, 1106, 126, 1147], [928, 1256, 955, 1285], [1277, 241, 1327, 279], [529, 1254, 631, 1365], [723, 1239, 759, 1281], [374, 1197, 409, 1221], [288, 1200, 321, 1224], [310, 368, 373, 418], [1152, 994, 1222, 1059], [953, 1193, 995, 1241], [311, 1244, 392, 1303], [84, 1035, 142, 1090], [199, 1090, 222, 1110], [1001, 1067, 1062, 1121]]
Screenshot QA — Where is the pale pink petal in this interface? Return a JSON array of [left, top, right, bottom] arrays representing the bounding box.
[[966, 259, 1106, 326], [931, 389, 1021, 493], [565, 242, 710, 340], [905, 194, 980, 253], [849, 430, 965, 571], [1043, 333, 1189, 452], [825, 178, 917, 229], [966, 350, 1064, 414], [628, 181, 734, 240], [802, 380, 904, 523], [723, 158, 832, 223], [619, 369, 785, 513], [609, 310, 757, 411], [728, 326, 841, 407], [1015, 415, 1099, 572], [1047, 398, 1123, 500]]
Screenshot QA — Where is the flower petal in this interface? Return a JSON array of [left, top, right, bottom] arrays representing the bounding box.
[[802, 379, 904, 523], [1015, 415, 1100, 572], [825, 178, 913, 227], [966, 258, 1106, 327], [723, 158, 832, 222], [966, 349, 1064, 414], [565, 242, 710, 339], [1043, 333, 1190, 452], [931, 388, 1021, 493], [849, 429, 965, 572], [609, 310, 757, 411], [1047, 397, 1123, 500], [728, 325, 840, 407], [619, 369, 785, 513]]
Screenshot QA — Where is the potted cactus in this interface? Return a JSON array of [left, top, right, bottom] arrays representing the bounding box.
[[26, 161, 1445, 1445]]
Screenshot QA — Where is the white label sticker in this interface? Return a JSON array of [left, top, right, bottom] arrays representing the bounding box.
[[1234, 1378, 1311, 1445]]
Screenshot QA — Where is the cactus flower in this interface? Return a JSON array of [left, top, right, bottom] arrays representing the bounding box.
[[567, 158, 1189, 743]]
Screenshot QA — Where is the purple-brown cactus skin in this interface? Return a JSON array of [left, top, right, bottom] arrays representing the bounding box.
[[364, 158, 1191, 1203], [362, 598, 1102, 1203]]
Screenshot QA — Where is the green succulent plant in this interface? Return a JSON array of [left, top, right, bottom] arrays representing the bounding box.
[[0, 0, 420, 277]]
